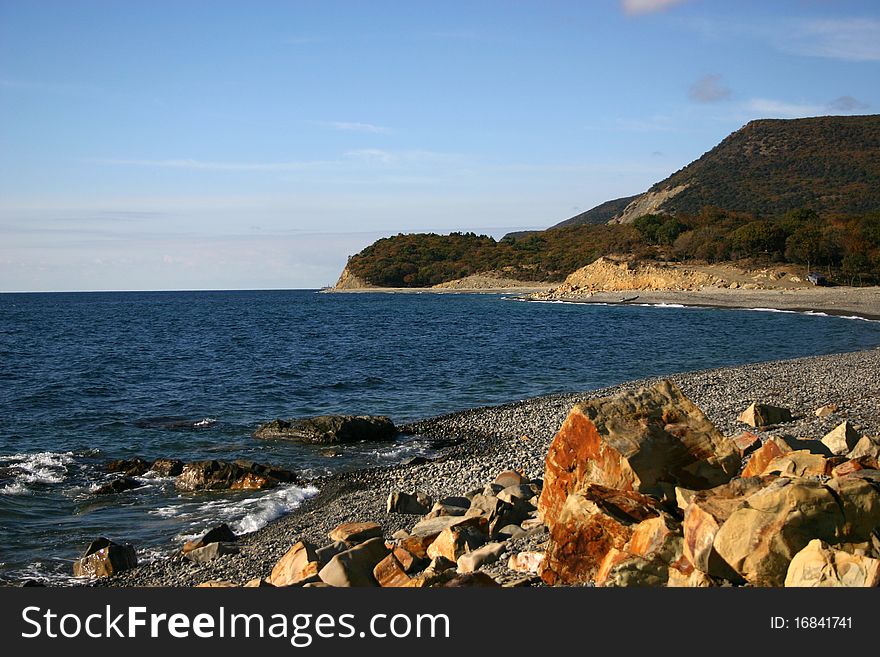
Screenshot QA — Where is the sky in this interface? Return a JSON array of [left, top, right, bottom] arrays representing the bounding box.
[[1, 0, 879, 291]]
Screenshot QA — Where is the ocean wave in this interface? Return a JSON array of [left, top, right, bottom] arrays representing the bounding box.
[[0, 451, 74, 494]]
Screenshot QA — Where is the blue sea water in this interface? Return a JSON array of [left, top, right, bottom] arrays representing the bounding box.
[[1, 289, 879, 583]]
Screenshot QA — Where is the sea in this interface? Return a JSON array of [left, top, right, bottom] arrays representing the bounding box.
[[2, 289, 879, 584]]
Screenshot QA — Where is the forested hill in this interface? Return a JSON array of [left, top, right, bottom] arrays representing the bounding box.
[[338, 115, 880, 288]]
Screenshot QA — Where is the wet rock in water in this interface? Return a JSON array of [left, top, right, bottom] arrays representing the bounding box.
[[73, 537, 137, 578], [540, 380, 739, 521], [253, 415, 397, 444], [328, 521, 382, 545], [185, 542, 239, 564], [150, 458, 184, 477], [94, 477, 142, 495], [318, 537, 389, 587], [270, 541, 320, 586], [737, 402, 793, 428], [320, 447, 343, 458], [106, 458, 151, 477], [821, 421, 862, 456], [386, 490, 432, 515], [174, 459, 295, 492], [182, 523, 237, 553], [785, 539, 880, 587]]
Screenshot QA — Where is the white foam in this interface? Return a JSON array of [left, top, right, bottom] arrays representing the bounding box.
[[193, 417, 217, 428], [232, 484, 319, 535], [0, 451, 74, 494]]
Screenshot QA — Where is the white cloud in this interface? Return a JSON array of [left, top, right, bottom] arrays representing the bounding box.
[[688, 74, 731, 103], [621, 0, 690, 16], [783, 18, 880, 62]]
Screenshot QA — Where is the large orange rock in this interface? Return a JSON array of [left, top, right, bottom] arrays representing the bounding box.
[[373, 552, 411, 587], [741, 437, 792, 477], [594, 514, 685, 587], [539, 381, 739, 522], [270, 540, 320, 586], [540, 484, 666, 585]]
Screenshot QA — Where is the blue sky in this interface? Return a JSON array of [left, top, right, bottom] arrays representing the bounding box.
[[1, 0, 878, 291]]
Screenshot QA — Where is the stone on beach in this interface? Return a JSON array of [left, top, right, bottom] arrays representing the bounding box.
[[508, 551, 545, 573], [386, 490, 432, 515], [73, 537, 137, 578], [270, 540, 320, 586], [539, 380, 739, 522], [328, 521, 382, 544], [821, 421, 862, 456], [318, 537, 389, 587], [456, 542, 506, 573], [253, 415, 397, 444], [185, 541, 239, 564], [785, 539, 880, 587], [182, 523, 237, 553], [373, 552, 411, 587], [426, 518, 489, 562], [737, 402, 793, 428], [849, 435, 880, 460]]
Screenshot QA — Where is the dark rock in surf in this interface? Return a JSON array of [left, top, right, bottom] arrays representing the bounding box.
[[106, 458, 151, 477], [253, 415, 397, 444], [150, 458, 184, 477], [174, 459, 296, 492], [94, 477, 142, 495]]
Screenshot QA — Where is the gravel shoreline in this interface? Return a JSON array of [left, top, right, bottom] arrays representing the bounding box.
[[101, 346, 880, 587]]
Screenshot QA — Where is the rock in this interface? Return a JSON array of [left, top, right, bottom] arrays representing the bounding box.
[[540, 381, 739, 519], [73, 538, 137, 578], [508, 551, 545, 573], [196, 580, 237, 588], [540, 484, 666, 585], [442, 572, 500, 587], [521, 517, 545, 532], [713, 477, 880, 586], [456, 542, 506, 573], [398, 534, 435, 560], [185, 542, 239, 564], [496, 524, 527, 539], [815, 404, 838, 418], [174, 459, 295, 492], [426, 502, 468, 518], [497, 484, 538, 504], [410, 515, 475, 539], [402, 456, 429, 466], [320, 447, 343, 457], [821, 421, 862, 456], [675, 487, 697, 511], [182, 523, 237, 553], [373, 552, 411, 587], [386, 491, 432, 515], [741, 437, 794, 477], [481, 483, 505, 497], [253, 415, 397, 444], [682, 476, 776, 582], [738, 402, 793, 428], [762, 450, 832, 477], [732, 432, 761, 458], [243, 578, 275, 588], [666, 569, 715, 587], [785, 539, 880, 587], [106, 458, 151, 476], [391, 529, 409, 540], [427, 518, 489, 562], [315, 541, 348, 566], [150, 458, 184, 477], [832, 457, 879, 478], [595, 549, 668, 587], [94, 477, 141, 495], [849, 435, 880, 460], [270, 540, 320, 586], [318, 537, 389, 587], [494, 470, 527, 488], [391, 545, 425, 573], [328, 521, 382, 544]]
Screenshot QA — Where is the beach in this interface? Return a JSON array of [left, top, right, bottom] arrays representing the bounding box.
[[106, 345, 880, 587]]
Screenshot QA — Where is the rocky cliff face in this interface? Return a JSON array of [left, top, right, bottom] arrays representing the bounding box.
[[333, 265, 374, 290], [609, 184, 688, 224]]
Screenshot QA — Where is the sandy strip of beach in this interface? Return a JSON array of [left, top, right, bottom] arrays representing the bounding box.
[[105, 346, 880, 587]]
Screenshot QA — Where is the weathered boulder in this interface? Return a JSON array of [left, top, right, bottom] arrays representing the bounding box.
[[732, 432, 761, 458], [253, 415, 397, 444], [849, 435, 880, 460], [185, 542, 239, 564], [762, 450, 832, 477], [316, 541, 347, 565], [540, 381, 739, 520], [94, 477, 142, 495], [182, 523, 237, 553], [107, 458, 151, 477], [467, 494, 532, 537], [174, 459, 295, 492], [540, 484, 666, 585], [73, 538, 137, 578], [150, 458, 184, 477], [270, 540, 320, 586], [386, 491, 432, 515], [318, 537, 389, 587], [821, 421, 862, 456], [738, 402, 793, 428], [595, 549, 668, 587], [831, 457, 879, 478], [682, 476, 776, 582], [713, 476, 880, 586], [666, 568, 715, 587], [497, 484, 539, 504], [785, 539, 880, 587], [427, 518, 489, 562], [391, 545, 425, 573], [740, 436, 830, 477], [495, 470, 527, 488], [328, 521, 382, 544], [373, 552, 411, 587], [426, 501, 468, 518], [508, 551, 545, 573], [456, 542, 506, 573]]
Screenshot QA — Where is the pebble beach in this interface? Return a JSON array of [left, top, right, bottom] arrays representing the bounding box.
[[106, 346, 880, 587]]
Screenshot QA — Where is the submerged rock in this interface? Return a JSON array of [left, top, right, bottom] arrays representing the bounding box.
[[253, 415, 397, 444]]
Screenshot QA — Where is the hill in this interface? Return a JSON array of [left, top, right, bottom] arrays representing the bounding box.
[[613, 114, 880, 222], [502, 194, 639, 240]]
